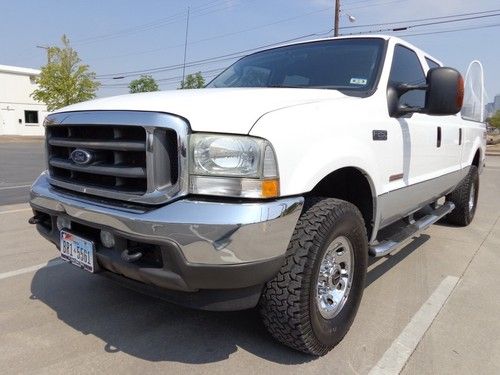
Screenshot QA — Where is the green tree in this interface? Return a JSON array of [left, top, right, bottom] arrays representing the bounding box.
[[128, 74, 159, 93], [487, 111, 500, 128], [32, 35, 100, 111], [180, 72, 205, 89]]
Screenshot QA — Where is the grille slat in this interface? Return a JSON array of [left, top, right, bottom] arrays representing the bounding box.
[[47, 124, 149, 196], [49, 158, 147, 179], [48, 138, 146, 152]]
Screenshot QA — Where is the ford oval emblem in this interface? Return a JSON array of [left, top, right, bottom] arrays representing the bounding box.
[[70, 149, 93, 165]]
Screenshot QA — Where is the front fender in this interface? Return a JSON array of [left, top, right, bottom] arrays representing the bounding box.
[[249, 101, 382, 197]]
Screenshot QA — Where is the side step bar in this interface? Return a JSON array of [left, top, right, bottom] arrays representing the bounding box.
[[369, 201, 455, 257]]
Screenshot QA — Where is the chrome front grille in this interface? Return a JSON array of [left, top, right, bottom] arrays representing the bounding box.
[[44, 111, 189, 205], [48, 125, 148, 194]]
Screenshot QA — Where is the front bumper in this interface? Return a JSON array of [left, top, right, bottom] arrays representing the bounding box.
[[30, 173, 303, 307]]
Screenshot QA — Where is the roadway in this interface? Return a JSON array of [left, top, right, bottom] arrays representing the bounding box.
[[0, 139, 45, 205]]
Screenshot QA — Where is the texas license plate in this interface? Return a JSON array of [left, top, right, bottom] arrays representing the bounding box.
[[60, 230, 95, 273]]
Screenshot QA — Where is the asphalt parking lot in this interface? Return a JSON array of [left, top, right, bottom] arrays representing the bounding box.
[[1, 140, 499, 374], [0, 139, 45, 205]]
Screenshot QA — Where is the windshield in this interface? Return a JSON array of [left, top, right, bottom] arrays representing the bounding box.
[[207, 38, 385, 94]]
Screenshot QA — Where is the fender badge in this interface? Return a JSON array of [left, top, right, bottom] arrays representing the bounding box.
[[373, 130, 388, 141]]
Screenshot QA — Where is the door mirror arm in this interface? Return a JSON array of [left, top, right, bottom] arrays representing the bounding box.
[[396, 83, 428, 96], [387, 84, 426, 118]]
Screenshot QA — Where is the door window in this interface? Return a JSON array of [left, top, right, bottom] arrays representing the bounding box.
[[425, 57, 441, 70], [388, 45, 426, 108]]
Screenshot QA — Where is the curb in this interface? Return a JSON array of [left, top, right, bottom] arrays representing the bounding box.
[[0, 136, 44, 142]]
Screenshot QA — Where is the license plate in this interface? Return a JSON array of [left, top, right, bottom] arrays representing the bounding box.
[[60, 230, 95, 273]]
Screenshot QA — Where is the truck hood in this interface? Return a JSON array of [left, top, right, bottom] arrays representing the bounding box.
[[56, 88, 347, 134]]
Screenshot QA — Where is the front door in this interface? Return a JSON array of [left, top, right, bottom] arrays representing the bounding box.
[[383, 44, 462, 223]]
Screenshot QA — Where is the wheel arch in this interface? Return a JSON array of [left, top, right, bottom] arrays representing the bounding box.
[[472, 148, 481, 168], [306, 167, 377, 241]]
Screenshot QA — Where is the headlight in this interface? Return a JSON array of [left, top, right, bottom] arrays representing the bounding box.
[[189, 133, 279, 198]]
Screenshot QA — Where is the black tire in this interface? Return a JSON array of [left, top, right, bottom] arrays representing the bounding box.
[[446, 165, 479, 226], [259, 198, 368, 355]]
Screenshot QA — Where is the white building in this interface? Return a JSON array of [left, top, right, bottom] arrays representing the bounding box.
[[0, 64, 48, 136]]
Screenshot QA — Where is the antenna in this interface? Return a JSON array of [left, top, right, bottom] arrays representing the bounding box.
[[181, 6, 191, 87]]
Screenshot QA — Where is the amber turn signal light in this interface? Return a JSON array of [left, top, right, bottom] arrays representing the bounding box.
[[261, 179, 280, 198]]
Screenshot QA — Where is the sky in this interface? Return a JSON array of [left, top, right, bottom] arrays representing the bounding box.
[[1, 0, 499, 102]]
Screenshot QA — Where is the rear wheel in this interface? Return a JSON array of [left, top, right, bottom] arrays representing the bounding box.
[[446, 165, 479, 226], [259, 198, 368, 355]]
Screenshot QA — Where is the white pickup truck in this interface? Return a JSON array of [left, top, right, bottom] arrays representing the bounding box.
[[30, 35, 486, 355]]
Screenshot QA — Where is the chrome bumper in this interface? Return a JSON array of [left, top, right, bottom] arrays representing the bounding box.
[[30, 172, 303, 266]]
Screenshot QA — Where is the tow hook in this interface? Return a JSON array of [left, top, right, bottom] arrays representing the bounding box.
[[28, 215, 44, 225], [121, 249, 143, 263]]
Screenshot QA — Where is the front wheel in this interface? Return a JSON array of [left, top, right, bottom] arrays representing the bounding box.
[[259, 198, 368, 355]]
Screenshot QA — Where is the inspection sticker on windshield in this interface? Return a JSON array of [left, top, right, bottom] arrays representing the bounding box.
[[350, 78, 367, 85]]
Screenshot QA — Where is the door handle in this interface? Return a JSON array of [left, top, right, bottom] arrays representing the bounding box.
[[459, 128, 462, 145], [437, 126, 442, 148]]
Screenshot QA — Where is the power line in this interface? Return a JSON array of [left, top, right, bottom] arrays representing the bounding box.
[[343, 0, 410, 12], [78, 0, 228, 43], [346, 11, 500, 35], [86, 6, 334, 63], [72, 0, 255, 46], [340, 8, 500, 29], [96, 6, 500, 88], [398, 22, 500, 38], [98, 55, 240, 80], [96, 8, 500, 79], [96, 9, 500, 79], [95, 28, 334, 79], [100, 68, 225, 88]]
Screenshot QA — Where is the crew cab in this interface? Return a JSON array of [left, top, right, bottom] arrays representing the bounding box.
[[29, 35, 486, 355]]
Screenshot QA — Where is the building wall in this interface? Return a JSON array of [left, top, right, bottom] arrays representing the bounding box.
[[494, 95, 500, 113], [485, 102, 494, 118], [0, 70, 47, 136]]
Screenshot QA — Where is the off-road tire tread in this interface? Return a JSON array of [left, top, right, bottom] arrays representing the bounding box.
[[259, 197, 366, 356]]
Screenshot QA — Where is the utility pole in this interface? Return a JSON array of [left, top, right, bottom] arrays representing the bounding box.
[[36, 45, 50, 65], [181, 6, 190, 88], [334, 0, 340, 37]]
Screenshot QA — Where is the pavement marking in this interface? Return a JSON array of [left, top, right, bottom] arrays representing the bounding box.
[[0, 208, 32, 215], [0, 259, 65, 281], [0, 184, 32, 191], [369, 275, 460, 375]]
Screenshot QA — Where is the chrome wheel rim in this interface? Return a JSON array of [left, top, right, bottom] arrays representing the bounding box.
[[315, 236, 354, 319], [469, 183, 476, 212]]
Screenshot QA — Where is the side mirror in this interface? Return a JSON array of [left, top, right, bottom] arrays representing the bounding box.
[[388, 67, 464, 117], [425, 67, 464, 115]]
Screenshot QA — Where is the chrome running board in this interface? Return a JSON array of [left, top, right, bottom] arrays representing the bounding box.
[[369, 202, 455, 257]]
